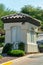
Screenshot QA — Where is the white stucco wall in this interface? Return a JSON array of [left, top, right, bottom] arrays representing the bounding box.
[[5, 29, 11, 43], [4, 22, 27, 43], [25, 43, 39, 53], [4, 22, 37, 43], [4, 22, 39, 53]]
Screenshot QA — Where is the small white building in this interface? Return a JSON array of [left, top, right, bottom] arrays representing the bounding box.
[[1, 13, 40, 53]]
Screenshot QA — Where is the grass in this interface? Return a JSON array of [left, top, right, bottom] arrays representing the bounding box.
[[0, 53, 3, 59], [0, 55, 3, 59]]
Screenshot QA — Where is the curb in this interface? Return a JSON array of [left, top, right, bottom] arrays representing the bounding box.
[[0, 53, 43, 65], [0, 61, 13, 65], [0, 54, 33, 65]]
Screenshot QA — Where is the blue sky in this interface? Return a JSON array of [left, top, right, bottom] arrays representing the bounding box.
[[0, 0, 43, 11]]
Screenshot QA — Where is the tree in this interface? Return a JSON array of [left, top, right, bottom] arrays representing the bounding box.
[[0, 4, 16, 28], [21, 5, 43, 28]]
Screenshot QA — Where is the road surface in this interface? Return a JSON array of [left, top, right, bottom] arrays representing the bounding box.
[[12, 54, 43, 65]]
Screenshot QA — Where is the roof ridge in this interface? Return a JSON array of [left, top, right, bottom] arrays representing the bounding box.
[[1, 13, 41, 23], [1, 13, 40, 26]]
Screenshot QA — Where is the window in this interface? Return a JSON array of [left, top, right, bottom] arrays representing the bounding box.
[[30, 32, 34, 43]]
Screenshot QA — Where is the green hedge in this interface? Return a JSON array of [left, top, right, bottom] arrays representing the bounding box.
[[0, 36, 5, 43], [0, 36, 5, 47], [2, 43, 13, 53], [7, 50, 25, 57], [18, 42, 25, 51], [0, 43, 4, 47]]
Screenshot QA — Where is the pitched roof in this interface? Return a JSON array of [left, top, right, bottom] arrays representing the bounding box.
[[1, 13, 40, 26]]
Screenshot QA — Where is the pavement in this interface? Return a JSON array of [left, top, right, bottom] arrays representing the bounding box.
[[0, 53, 43, 65], [12, 53, 43, 65]]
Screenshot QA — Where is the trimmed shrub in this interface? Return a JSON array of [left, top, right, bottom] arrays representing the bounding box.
[[0, 43, 3, 47], [2, 43, 13, 53], [18, 42, 25, 51], [0, 36, 5, 43], [0, 36, 5, 47], [7, 50, 25, 57]]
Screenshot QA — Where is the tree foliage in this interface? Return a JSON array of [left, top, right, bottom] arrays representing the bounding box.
[[21, 5, 43, 27], [0, 4, 16, 28], [0, 4, 43, 29]]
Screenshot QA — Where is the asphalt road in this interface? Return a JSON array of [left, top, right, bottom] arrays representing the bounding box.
[[12, 54, 43, 65], [26, 56, 43, 65]]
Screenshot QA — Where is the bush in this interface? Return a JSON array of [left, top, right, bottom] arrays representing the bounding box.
[[0, 36, 5, 47], [2, 43, 13, 53], [0, 43, 3, 47], [0, 36, 5, 43], [7, 50, 25, 57], [0, 55, 3, 59], [18, 42, 25, 51]]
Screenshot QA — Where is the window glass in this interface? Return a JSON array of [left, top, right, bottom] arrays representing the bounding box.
[[31, 32, 34, 43]]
